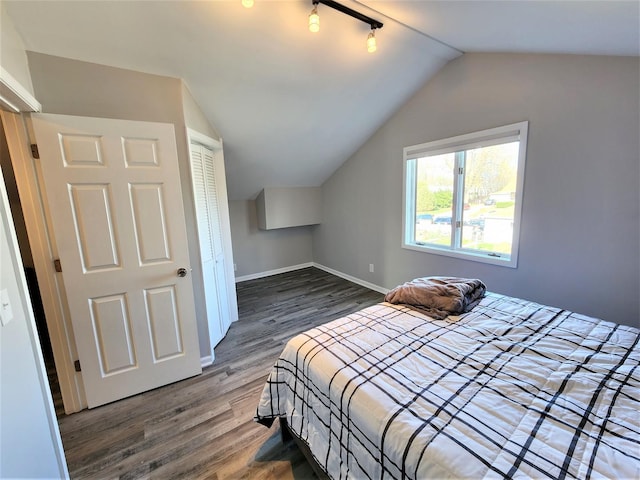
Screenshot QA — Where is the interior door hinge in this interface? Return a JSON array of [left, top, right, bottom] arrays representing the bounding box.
[[30, 144, 39, 159], [74, 360, 81, 372], [53, 259, 62, 272]]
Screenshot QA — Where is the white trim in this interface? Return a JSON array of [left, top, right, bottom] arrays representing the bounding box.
[[402, 243, 517, 267], [312, 263, 389, 295], [404, 123, 523, 159], [186, 127, 222, 150], [235, 262, 389, 294], [200, 354, 214, 368], [0, 67, 41, 112], [0, 129, 69, 478], [235, 262, 314, 283], [1, 112, 86, 413]]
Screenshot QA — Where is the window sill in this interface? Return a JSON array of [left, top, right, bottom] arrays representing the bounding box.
[[402, 242, 518, 268]]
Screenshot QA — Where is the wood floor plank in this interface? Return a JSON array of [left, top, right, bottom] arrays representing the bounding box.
[[55, 267, 384, 479]]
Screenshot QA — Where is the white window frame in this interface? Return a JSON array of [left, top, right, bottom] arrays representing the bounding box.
[[402, 121, 528, 268]]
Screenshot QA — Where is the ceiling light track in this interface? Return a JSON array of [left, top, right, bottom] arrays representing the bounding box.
[[243, 0, 462, 55], [309, 0, 383, 53], [313, 0, 383, 30], [350, 0, 464, 54]]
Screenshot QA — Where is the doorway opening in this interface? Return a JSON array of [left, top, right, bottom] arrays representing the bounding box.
[[0, 119, 63, 416]]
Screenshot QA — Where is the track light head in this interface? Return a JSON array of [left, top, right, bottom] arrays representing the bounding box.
[[367, 29, 377, 53], [307, 1, 383, 52], [309, 5, 320, 33]]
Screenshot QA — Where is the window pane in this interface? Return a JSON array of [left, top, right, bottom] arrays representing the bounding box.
[[403, 121, 527, 267], [414, 152, 454, 247], [461, 142, 519, 254]]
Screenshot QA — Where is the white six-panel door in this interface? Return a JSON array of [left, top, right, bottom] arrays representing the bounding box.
[[32, 114, 201, 408]]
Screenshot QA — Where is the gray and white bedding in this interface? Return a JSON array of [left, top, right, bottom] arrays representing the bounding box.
[[255, 292, 640, 479]]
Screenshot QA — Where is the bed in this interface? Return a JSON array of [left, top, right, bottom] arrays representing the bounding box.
[[254, 281, 640, 479]]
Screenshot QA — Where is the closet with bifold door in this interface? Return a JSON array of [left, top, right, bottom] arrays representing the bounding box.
[[189, 139, 238, 354]]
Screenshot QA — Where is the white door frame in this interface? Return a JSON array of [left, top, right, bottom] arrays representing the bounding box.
[[0, 133, 69, 478], [0, 66, 41, 113], [187, 128, 221, 152], [2, 111, 86, 413]]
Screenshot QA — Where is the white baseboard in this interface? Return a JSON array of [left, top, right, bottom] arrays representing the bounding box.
[[312, 263, 389, 295], [200, 354, 214, 368], [235, 262, 314, 283], [234, 261, 389, 294]]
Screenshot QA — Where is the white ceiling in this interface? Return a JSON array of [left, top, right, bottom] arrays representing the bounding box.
[[4, 0, 639, 200]]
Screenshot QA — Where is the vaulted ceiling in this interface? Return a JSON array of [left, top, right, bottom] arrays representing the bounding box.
[[4, 1, 639, 200]]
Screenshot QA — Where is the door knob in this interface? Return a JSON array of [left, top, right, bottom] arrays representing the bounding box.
[[177, 268, 188, 278]]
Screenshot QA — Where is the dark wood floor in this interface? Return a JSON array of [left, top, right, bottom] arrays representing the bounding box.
[[56, 267, 383, 479]]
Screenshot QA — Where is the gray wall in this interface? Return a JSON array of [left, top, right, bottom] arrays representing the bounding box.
[[26, 52, 215, 358], [314, 53, 640, 327], [182, 82, 220, 141], [0, 1, 34, 95], [256, 187, 322, 230], [229, 199, 313, 278]]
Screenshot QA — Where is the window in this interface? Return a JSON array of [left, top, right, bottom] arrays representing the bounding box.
[[403, 121, 528, 267]]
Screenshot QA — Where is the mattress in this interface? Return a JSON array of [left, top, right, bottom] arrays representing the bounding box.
[[255, 292, 640, 479]]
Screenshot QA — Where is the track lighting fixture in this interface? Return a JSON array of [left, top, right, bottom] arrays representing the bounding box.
[[309, 0, 383, 52], [309, 5, 320, 33], [366, 29, 377, 53]]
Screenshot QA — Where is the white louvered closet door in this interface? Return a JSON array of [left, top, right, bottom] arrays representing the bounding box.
[[190, 143, 231, 348]]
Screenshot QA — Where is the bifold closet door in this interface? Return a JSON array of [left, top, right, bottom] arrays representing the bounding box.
[[190, 143, 232, 347]]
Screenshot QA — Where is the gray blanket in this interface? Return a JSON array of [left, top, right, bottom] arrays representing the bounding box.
[[384, 276, 486, 319]]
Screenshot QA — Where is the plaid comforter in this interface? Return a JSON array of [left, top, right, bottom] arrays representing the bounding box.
[[255, 293, 640, 479]]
